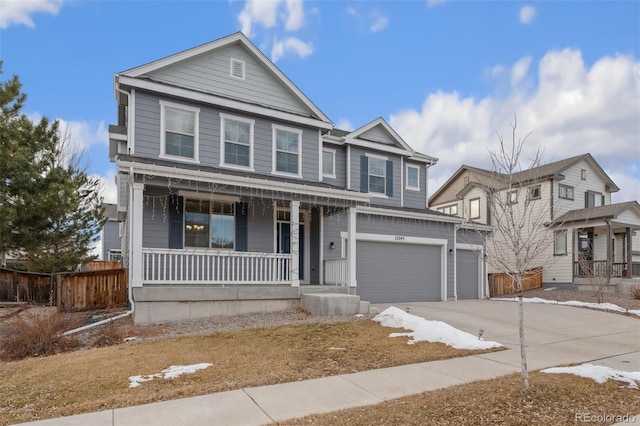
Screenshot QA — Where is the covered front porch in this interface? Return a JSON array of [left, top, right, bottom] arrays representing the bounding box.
[[554, 202, 640, 287]]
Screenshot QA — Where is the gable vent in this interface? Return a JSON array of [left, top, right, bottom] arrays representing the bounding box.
[[230, 58, 245, 80]]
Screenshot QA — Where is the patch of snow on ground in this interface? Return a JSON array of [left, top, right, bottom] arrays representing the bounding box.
[[492, 297, 640, 317], [129, 363, 213, 388], [372, 306, 503, 350], [541, 364, 640, 389]]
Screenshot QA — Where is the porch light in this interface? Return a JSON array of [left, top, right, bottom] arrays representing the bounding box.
[[329, 241, 335, 250]]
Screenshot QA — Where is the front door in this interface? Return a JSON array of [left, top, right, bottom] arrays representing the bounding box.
[[578, 230, 594, 261], [277, 222, 305, 280]]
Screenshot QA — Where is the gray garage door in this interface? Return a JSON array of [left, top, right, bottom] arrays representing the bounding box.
[[356, 241, 441, 303], [456, 249, 479, 299]]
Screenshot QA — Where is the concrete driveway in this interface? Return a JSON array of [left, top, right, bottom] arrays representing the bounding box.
[[373, 300, 640, 372]]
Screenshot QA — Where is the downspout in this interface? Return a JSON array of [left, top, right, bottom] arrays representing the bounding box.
[[452, 224, 458, 301], [64, 80, 135, 335]]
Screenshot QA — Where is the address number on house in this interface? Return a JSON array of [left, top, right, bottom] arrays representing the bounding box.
[[394, 236, 405, 241]]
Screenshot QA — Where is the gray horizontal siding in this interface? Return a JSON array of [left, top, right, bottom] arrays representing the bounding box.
[[142, 186, 170, 248], [149, 44, 311, 116], [133, 92, 321, 182], [403, 161, 427, 210]]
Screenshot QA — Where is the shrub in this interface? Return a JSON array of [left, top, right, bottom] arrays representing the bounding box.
[[0, 310, 82, 361], [630, 284, 640, 300], [91, 321, 125, 348]]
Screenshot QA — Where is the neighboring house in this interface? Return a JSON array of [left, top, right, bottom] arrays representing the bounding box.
[[429, 154, 640, 289], [102, 203, 123, 263], [108, 33, 488, 324]]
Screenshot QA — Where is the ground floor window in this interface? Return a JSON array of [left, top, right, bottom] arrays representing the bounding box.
[[554, 230, 567, 255], [185, 199, 235, 249]]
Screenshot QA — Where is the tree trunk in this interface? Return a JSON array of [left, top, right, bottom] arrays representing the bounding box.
[[517, 275, 530, 389]]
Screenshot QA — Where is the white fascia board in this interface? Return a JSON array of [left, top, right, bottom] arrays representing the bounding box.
[[458, 222, 494, 232], [116, 160, 371, 203], [409, 153, 439, 165], [109, 132, 127, 141], [348, 117, 414, 153], [322, 135, 345, 145], [355, 205, 466, 224], [345, 138, 413, 156], [118, 76, 333, 130]]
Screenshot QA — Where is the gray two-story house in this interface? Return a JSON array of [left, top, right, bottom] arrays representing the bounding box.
[[109, 32, 487, 324]]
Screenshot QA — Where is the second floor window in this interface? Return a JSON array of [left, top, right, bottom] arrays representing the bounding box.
[[437, 204, 458, 216], [559, 184, 574, 200], [323, 149, 335, 178], [368, 157, 386, 194], [529, 185, 541, 200], [585, 191, 603, 208], [221, 113, 254, 169], [406, 165, 420, 190], [469, 198, 480, 219], [161, 101, 199, 161], [273, 125, 302, 176]]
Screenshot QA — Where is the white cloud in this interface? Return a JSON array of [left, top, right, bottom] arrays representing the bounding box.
[[510, 56, 531, 87], [238, 0, 305, 36], [271, 37, 313, 62], [370, 10, 389, 33], [284, 0, 304, 31], [389, 49, 640, 204], [519, 5, 536, 24], [427, 0, 446, 8], [96, 168, 118, 204], [336, 118, 354, 131], [346, 6, 358, 16], [0, 0, 63, 29], [238, 0, 281, 36], [57, 119, 109, 152]]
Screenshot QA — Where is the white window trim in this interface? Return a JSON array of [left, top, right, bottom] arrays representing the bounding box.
[[322, 147, 336, 179], [366, 152, 388, 197], [405, 164, 420, 191], [554, 230, 567, 256], [230, 57, 245, 80], [220, 112, 255, 171], [469, 198, 481, 219], [272, 124, 303, 178], [159, 100, 200, 164]]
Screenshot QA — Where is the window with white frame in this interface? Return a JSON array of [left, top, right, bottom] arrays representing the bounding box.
[[322, 148, 335, 178], [184, 199, 235, 249], [469, 198, 480, 219], [160, 101, 199, 161], [559, 184, 574, 200], [554, 230, 567, 255], [406, 164, 420, 190], [221, 113, 253, 169], [437, 204, 458, 216], [507, 190, 518, 204], [273, 125, 302, 176], [368, 156, 386, 194]]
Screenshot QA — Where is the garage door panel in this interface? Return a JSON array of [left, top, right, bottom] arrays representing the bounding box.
[[457, 249, 479, 299], [356, 241, 441, 303]]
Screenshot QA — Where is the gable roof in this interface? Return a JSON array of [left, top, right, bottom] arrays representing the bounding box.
[[430, 153, 620, 205], [346, 117, 414, 153], [552, 201, 640, 226], [116, 32, 332, 126]]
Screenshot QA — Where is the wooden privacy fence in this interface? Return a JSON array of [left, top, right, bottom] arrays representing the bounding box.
[[0, 269, 53, 305], [0, 267, 128, 311], [488, 267, 543, 297]]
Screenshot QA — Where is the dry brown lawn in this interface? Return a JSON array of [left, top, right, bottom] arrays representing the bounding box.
[[1, 318, 492, 425], [1, 310, 638, 426]]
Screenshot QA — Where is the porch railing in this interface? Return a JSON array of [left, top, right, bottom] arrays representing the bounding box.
[[324, 258, 349, 286], [142, 248, 292, 285], [573, 261, 640, 278]]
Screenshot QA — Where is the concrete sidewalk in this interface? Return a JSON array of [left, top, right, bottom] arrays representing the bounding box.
[[14, 301, 640, 426]]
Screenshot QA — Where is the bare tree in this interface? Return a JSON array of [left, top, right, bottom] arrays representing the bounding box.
[[473, 116, 560, 389], [576, 255, 612, 304]]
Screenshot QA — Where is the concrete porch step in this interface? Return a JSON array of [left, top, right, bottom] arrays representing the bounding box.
[[301, 293, 368, 316]]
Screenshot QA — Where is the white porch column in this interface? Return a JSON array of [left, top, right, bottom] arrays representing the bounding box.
[[348, 207, 357, 288], [626, 227, 633, 278], [130, 182, 144, 288], [290, 200, 300, 287]]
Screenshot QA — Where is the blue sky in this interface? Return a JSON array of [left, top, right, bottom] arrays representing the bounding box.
[[1, 0, 639, 211]]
